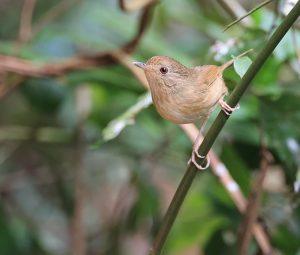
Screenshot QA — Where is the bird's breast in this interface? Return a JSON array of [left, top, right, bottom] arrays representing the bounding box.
[[150, 76, 227, 124], [150, 86, 208, 124]]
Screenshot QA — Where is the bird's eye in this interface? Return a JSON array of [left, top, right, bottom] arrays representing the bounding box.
[[159, 67, 168, 74]]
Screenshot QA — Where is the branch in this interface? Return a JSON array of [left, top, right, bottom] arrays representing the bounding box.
[[102, 92, 152, 141], [239, 145, 273, 255], [180, 124, 272, 254], [150, 2, 300, 254], [0, 3, 155, 77]]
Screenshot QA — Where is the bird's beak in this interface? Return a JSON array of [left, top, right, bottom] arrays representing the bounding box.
[[133, 61, 146, 69]]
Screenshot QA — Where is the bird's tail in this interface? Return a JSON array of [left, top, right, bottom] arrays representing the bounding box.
[[220, 49, 253, 71]]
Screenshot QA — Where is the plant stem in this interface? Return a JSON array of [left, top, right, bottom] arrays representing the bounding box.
[[150, 2, 300, 254], [223, 0, 274, 32]]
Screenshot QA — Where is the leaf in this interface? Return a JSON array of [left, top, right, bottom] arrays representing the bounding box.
[[233, 56, 252, 78]]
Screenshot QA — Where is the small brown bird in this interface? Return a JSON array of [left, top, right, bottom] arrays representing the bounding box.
[[133, 50, 251, 169]]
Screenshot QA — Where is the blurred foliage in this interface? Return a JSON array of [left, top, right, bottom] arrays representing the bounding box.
[[0, 0, 300, 255]]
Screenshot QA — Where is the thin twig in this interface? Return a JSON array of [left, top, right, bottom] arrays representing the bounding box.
[[102, 92, 152, 141], [218, 0, 252, 27], [239, 145, 273, 255], [149, 2, 300, 254], [223, 0, 274, 32], [19, 0, 36, 43]]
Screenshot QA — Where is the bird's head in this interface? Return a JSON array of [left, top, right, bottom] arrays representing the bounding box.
[[133, 56, 190, 89]]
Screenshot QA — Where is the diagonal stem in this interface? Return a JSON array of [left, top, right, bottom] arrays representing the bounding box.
[[149, 2, 300, 254], [223, 0, 274, 32]]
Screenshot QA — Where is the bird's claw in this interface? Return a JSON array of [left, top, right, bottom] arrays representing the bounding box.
[[193, 145, 205, 159], [188, 151, 210, 170], [219, 99, 240, 115]]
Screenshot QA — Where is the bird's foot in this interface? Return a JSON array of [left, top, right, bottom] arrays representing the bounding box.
[[188, 150, 210, 170], [219, 99, 240, 115]]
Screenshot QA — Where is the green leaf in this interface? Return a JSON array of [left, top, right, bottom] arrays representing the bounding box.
[[233, 56, 252, 78]]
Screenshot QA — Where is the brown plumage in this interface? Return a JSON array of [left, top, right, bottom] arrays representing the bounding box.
[[133, 50, 251, 169]]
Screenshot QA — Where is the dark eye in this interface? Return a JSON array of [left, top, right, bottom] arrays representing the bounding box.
[[160, 67, 168, 74]]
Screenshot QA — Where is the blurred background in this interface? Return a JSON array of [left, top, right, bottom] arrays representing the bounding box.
[[0, 0, 300, 254]]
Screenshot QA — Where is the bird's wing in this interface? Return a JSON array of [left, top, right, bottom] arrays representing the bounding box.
[[194, 65, 221, 89]]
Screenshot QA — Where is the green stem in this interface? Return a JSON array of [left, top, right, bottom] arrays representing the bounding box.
[[150, 2, 300, 254], [223, 0, 274, 32]]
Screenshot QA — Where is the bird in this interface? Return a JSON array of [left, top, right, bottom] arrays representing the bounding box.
[[133, 50, 251, 169]]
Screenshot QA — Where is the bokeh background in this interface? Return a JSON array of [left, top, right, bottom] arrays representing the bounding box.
[[0, 0, 300, 254]]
